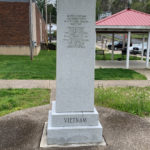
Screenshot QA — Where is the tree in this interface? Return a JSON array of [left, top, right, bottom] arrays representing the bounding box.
[[144, 0, 150, 13], [111, 0, 128, 14], [47, 3, 56, 23], [96, 0, 102, 20], [36, 0, 57, 23], [131, 0, 144, 12], [96, 0, 150, 21], [96, 0, 111, 20]]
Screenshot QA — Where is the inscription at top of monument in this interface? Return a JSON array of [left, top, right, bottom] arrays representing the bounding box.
[[63, 15, 89, 48], [65, 15, 88, 26]]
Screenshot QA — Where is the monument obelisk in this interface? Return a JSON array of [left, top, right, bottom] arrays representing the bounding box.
[[47, 0, 103, 145]]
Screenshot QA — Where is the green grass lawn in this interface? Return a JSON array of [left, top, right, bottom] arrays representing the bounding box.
[[0, 50, 146, 80], [0, 89, 50, 116], [96, 53, 141, 60], [0, 50, 56, 79], [95, 68, 147, 80], [95, 87, 150, 117]]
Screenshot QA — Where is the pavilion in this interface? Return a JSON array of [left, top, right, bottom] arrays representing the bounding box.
[[96, 8, 150, 69]]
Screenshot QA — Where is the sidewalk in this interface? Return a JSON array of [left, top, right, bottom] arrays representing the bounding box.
[[1, 80, 150, 89], [95, 80, 150, 87], [95, 60, 149, 69], [0, 80, 51, 89], [133, 69, 150, 80]]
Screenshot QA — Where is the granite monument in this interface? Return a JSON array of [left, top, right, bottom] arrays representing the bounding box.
[[47, 0, 103, 145]]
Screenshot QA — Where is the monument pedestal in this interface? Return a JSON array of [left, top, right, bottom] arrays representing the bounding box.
[[47, 102, 103, 145]]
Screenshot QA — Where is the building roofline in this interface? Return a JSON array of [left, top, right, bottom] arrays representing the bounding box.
[[0, 0, 36, 2], [96, 25, 150, 30], [96, 25, 150, 33], [96, 9, 127, 25], [96, 8, 150, 26], [0, 0, 45, 23]]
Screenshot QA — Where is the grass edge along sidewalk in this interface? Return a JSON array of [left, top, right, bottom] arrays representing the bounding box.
[[0, 88, 50, 117], [95, 68, 147, 80], [0, 50, 147, 80], [1, 87, 150, 118], [0, 50, 56, 80], [95, 86, 150, 117]]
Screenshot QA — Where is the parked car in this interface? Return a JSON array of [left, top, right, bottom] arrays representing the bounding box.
[[122, 46, 134, 55], [108, 41, 132, 50], [108, 41, 125, 50], [130, 43, 147, 55]]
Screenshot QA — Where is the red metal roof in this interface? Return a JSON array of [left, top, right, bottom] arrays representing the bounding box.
[[96, 8, 150, 26]]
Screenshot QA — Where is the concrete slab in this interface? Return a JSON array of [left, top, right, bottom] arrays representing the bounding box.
[[0, 105, 150, 150], [0, 80, 50, 89], [94, 80, 150, 88], [95, 60, 149, 69], [1, 80, 150, 90]]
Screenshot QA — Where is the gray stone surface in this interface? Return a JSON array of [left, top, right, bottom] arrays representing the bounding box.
[[56, 0, 96, 112], [50, 101, 99, 127], [47, 117, 103, 145], [47, 0, 103, 145], [46, 0, 103, 145], [41, 122, 106, 148], [1, 105, 150, 150]]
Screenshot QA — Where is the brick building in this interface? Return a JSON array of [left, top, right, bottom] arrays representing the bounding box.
[[0, 0, 47, 55]]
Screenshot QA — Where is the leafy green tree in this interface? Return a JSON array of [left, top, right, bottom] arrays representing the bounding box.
[[131, 0, 145, 12], [36, 0, 57, 23], [145, 0, 150, 13], [96, 0, 111, 20], [111, 0, 128, 14], [96, 0, 102, 20]]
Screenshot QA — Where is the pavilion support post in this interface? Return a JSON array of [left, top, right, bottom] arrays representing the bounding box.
[[146, 32, 150, 68], [123, 34, 126, 49], [141, 37, 145, 61], [126, 31, 131, 69], [122, 34, 126, 60], [111, 33, 114, 60], [102, 36, 104, 49]]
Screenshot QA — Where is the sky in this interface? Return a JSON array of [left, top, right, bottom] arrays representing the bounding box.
[[48, 0, 56, 5]]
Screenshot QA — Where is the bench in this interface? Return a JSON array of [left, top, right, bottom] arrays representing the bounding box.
[[96, 50, 105, 59], [96, 50, 105, 55]]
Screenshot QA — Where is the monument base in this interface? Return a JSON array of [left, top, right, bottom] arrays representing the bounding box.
[[46, 101, 103, 145], [40, 122, 106, 148]]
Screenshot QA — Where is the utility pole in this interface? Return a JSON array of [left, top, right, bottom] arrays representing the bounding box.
[[29, 0, 33, 60], [42, 9, 43, 17], [45, 0, 47, 28], [49, 12, 52, 43]]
